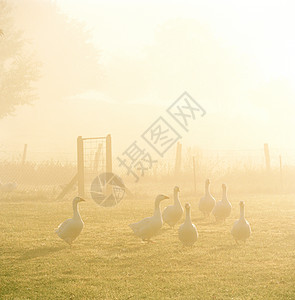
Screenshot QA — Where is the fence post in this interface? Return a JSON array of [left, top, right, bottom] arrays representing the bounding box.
[[264, 143, 271, 172], [106, 134, 113, 197], [175, 142, 182, 177], [77, 136, 85, 197], [106, 134, 112, 174]]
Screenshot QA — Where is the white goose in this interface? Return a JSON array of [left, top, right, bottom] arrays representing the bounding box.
[[55, 196, 85, 245], [212, 184, 232, 222], [178, 203, 198, 246], [129, 194, 169, 241], [231, 201, 251, 243], [162, 186, 184, 228], [199, 179, 216, 217]]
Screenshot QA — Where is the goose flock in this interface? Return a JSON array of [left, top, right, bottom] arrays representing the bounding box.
[[55, 180, 251, 246]]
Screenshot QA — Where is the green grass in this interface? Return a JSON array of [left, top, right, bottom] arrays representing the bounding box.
[[0, 191, 294, 299]]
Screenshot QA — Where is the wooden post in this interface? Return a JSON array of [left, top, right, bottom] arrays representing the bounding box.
[[264, 143, 270, 172], [106, 134, 112, 173], [22, 144, 27, 166], [193, 156, 197, 194], [175, 142, 182, 177], [106, 134, 112, 197], [77, 136, 85, 197]]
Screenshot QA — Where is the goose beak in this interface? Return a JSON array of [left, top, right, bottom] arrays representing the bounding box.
[[79, 198, 86, 202], [164, 195, 169, 200]]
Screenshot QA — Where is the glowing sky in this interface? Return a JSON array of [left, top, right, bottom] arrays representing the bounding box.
[[1, 0, 295, 161]]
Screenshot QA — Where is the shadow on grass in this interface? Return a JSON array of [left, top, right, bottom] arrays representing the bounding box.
[[208, 244, 237, 254], [19, 245, 66, 260], [193, 217, 207, 222], [160, 227, 175, 232], [191, 215, 219, 225], [192, 219, 216, 226]]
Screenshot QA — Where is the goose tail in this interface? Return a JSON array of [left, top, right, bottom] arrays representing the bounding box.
[[129, 222, 140, 234]]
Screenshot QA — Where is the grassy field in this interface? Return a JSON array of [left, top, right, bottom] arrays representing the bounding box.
[[0, 190, 294, 299]]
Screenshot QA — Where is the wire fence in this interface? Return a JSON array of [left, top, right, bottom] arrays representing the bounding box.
[[83, 137, 107, 193], [1, 144, 295, 196]]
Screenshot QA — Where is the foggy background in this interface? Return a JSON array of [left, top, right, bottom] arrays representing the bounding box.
[[1, 0, 295, 164]]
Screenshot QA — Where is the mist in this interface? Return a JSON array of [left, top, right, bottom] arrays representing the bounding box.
[[1, 0, 295, 161], [1, 1, 294, 299]]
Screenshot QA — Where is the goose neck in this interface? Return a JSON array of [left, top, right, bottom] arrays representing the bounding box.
[[205, 184, 210, 196], [185, 208, 192, 223], [174, 191, 181, 205], [222, 188, 227, 201], [240, 206, 245, 219], [154, 200, 161, 216], [73, 201, 81, 219]]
